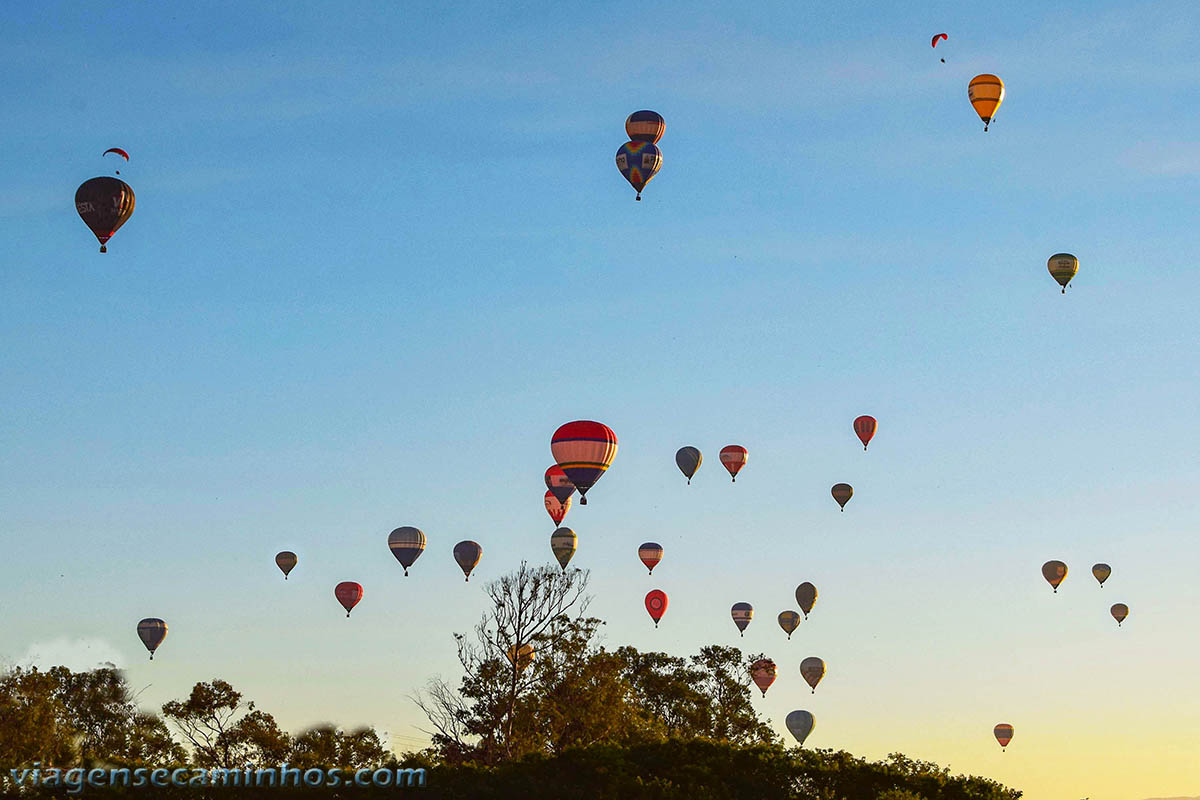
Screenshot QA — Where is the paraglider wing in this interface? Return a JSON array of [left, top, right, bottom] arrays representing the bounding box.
[[136, 618, 167, 660], [550, 527, 577, 571], [551, 421, 618, 504], [615, 141, 662, 200], [453, 540, 482, 582], [994, 723, 1014, 750], [103, 148, 130, 161], [275, 551, 297, 579], [731, 602, 754, 636], [1041, 560, 1068, 593], [675, 446, 702, 483], [931, 33, 948, 47], [335, 582, 363, 617], [545, 490, 572, 526], [795, 582, 818, 618], [625, 110, 665, 144], [1092, 563, 1111, 586], [645, 589, 668, 627], [786, 710, 815, 745], [853, 416, 877, 450], [638, 542, 664, 574], [388, 527, 427, 576], [800, 657, 826, 693], [719, 445, 748, 482], [75, 177, 135, 252], [831, 483, 853, 510], [544, 465, 577, 505], [778, 610, 801, 638], [968, 74, 1005, 131], [750, 658, 777, 696]]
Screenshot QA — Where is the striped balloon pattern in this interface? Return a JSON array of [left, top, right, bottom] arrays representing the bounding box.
[[853, 416, 877, 450], [544, 465, 576, 506], [750, 658, 777, 696], [625, 110, 665, 144], [968, 73, 1005, 131], [137, 618, 167, 660], [551, 421, 618, 505], [778, 610, 801, 639], [453, 540, 482, 582], [335, 582, 363, 617], [550, 527, 577, 571], [275, 551, 297, 579], [731, 602, 754, 636], [994, 723, 1014, 750], [1047, 253, 1079, 293], [638, 542, 663, 574], [388, 527, 427, 576]]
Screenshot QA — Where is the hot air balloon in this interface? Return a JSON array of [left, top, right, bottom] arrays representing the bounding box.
[[750, 658, 777, 696], [1111, 603, 1129, 626], [136, 618, 167, 660], [1047, 253, 1079, 293], [994, 723, 1014, 751], [454, 541, 482, 582], [1092, 563, 1111, 587], [638, 542, 663, 574], [506, 643, 535, 672], [968, 74, 1005, 131], [551, 421, 618, 504], [388, 527, 426, 576], [335, 582, 363, 617], [831, 483, 853, 511], [550, 527, 577, 571], [778, 611, 801, 639], [675, 446, 702, 484], [75, 177, 135, 252], [616, 141, 662, 201], [853, 416, 877, 450], [275, 551, 297, 580], [645, 590, 668, 627], [545, 490, 572, 526], [786, 710, 815, 746], [720, 445, 748, 482], [544, 465, 576, 506], [626, 110, 665, 144], [731, 602, 753, 637], [1041, 560, 1068, 593], [931, 33, 948, 62], [800, 657, 825, 694], [795, 583, 818, 619]]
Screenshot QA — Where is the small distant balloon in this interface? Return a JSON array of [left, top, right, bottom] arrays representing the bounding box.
[[778, 610, 801, 639], [1041, 560, 1068, 593], [638, 542, 663, 574], [795, 582, 818, 618], [968, 74, 1005, 131], [731, 602, 753, 637], [831, 483, 853, 511], [853, 416, 877, 450], [275, 551, 297, 580], [388, 527, 426, 576], [544, 465, 576, 505], [1092, 563, 1111, 587], [800, 657, 826, 693], [335, 582, 363, 617], [675, 446, 702, 484], [625, 110, 665, 144], [786, 710, 815, 746], [1047, 253, 1079, 293], [750, 658, 777, 696], [645, 589, 668, 627], [453, 540, 482, 582], [545, 490, 572, 526], [720, 445, 748, 482], [550, 527, 577, 571], [994, 723, 1014, 751], [137, 618, 167, 660], [1110, 603, 1129, 626]]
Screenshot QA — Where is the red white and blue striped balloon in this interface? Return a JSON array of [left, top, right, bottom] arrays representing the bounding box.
[[551, 421, 618, 505]]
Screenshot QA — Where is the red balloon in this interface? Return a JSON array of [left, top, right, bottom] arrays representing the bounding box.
[[853, 415, 877, 450], [545, 490, 571, 526], [645, 589, 668, 627], [544, 465, 576, 505], [551, 421, 618, 504], [335, 582, 363, 617], [719, 445, 748, 482]]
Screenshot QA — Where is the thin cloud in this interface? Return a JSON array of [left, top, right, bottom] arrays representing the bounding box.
[[13, 637, 126, 671]]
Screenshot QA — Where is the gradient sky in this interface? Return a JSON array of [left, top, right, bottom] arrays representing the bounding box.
[[2, 2, 1199, 798]]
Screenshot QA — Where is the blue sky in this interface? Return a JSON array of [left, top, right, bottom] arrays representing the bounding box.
[[2, 1, 1199, 797]]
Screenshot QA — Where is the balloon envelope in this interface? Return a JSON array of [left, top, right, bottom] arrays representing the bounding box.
[[675, 446, 702, 483], [137, 618, 167, 660], [275, 551, 297, 579], [1111, 603, 1129, 625], [1041, 560, 1068, 592], [544, 465, 576, 505], [335, 582, 363, 616], [786, 710, 815, 745], [750, 658, 777, 696], [550, 527, 577, 571], [645, 590, 668, 627], [994, 723, 1014, 749], [853, 416, 877, 450], [506, 643, 535, 672], [719, 445, 748, 482], [800, 657, 825, 693], [638, 542, 663, 574], [615, 141, 662, 200], [545, 490, 572, 526], [1092, 563, 1111, 586], [625, 110, 665, 144], [778, 611, 801, 638], [795, 582, 818, 618], [388, 527, 427, 575], [453, 540, 482, 581], [1047, 253, 1079, 293], [75, 177, 135, 252], [968, 74, 1005, 130], [831, 483, 853, 510], [551, 421, 618, 504], [731, 602, 753, 635]]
